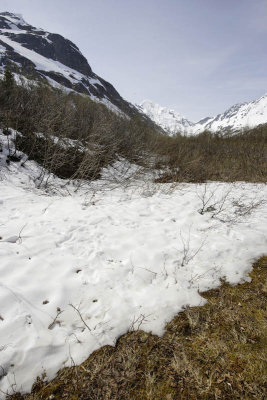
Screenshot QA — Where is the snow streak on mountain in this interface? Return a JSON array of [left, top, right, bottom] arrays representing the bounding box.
[[139, 95, 267, 135]]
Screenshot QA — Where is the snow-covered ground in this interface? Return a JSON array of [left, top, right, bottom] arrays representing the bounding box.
[[0, 133, 266, 397]]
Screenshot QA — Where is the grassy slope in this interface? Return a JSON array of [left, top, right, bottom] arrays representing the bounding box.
[[10, 256, 267, 400]]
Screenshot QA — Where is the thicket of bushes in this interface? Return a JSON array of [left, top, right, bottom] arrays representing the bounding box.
[[0, 69, 266, 184], [154, 125, 267, 183], [0, 69, 158, 183]]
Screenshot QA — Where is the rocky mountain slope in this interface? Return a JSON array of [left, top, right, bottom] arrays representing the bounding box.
[[139, 94, 267, 135], [0, 12, 139, 117]]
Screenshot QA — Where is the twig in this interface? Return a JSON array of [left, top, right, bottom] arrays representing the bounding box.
[[17, 224, 27, 244], [69, 303, 91, 332], [48, 307, 63, 330]]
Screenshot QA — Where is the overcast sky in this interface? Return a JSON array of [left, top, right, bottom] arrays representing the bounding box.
[[1, 0, 267, 120]]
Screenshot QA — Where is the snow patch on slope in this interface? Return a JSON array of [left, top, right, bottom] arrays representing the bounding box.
[[0, 35, 85, 83]]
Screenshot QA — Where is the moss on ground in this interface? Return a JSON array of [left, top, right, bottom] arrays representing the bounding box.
[[9, 257, 267, 400]]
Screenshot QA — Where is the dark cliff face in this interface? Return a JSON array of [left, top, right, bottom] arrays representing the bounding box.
[[10, 32, 93, 76], [0, 12, 140, 117]]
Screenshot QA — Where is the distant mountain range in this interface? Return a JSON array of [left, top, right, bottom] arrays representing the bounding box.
[[139, 95, 267, 135]]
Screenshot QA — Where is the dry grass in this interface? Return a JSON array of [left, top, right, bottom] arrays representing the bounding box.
[[9, 256, 267, 400]]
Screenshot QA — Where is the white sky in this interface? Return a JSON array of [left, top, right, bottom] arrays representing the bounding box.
[[1, 0, 267, 121]]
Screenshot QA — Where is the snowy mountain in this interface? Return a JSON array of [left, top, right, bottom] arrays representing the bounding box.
[[139, 95, 267, 135], [138, 100, 195, 135], [0, 12, 138, 116], [194, 94, 267, 133]]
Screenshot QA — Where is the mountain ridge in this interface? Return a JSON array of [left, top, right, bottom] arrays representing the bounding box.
[[139, 94, 267, 135]]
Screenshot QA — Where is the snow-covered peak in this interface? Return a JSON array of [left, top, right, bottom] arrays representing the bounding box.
[[140, 95, 267, 136], [138, 100, 194, 135], [140, 100, 183, 120], [0, 12, 36, 31], [1, 12, 25, 23], [194, 93, 267, 133]]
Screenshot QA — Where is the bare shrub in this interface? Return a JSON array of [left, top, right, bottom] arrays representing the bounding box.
[[154, 127, 267, 183], [196, 183, 266, 224], [0, 77, 158, 186], [1, 73, 266, 186]]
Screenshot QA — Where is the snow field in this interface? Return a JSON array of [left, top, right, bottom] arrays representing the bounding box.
[[0, 162, 266, 397]]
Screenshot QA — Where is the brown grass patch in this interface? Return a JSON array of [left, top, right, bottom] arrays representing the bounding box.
[[9, 257, 267, 400]]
